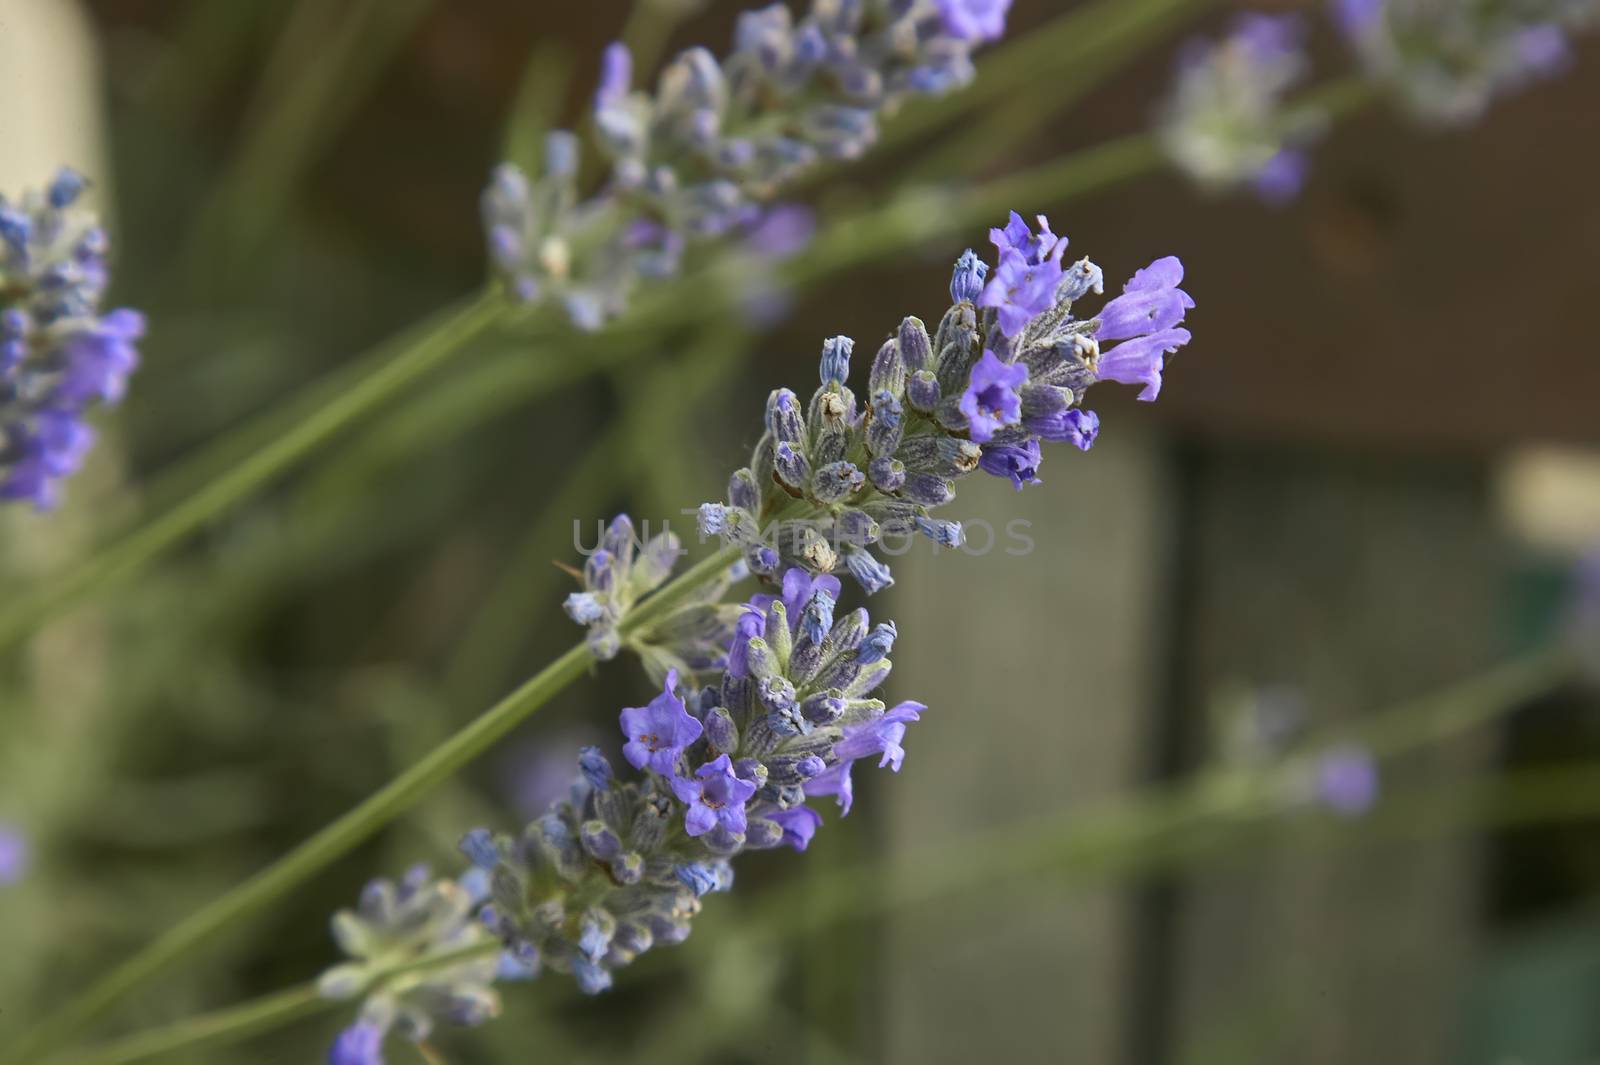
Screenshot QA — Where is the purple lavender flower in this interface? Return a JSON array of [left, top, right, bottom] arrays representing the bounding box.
[[1027, 408, 1099, 450], [803, 758, 856, 815], [620, 671, 704, 775], [595, 41, 633, 110], [959, 349, 1028, 443], [744, 204, 817, 259], [979, 213, 1068, 337], [1093, 257, 1194, 402], [2, 170, 144, 510], [1096, 257, 1195, 342], [1314, 746, 1379, 816], [767, 805, 824, 852], [936, 0, 1013, 43], [330, 1021, 386, 1065], [835, 701, 924, 771], [807, 701, 925, 814], [978, 440, 1042, 490], [0, 822, 29, 885], [672, 754, 758, 837], [950, 248, 989, 304]]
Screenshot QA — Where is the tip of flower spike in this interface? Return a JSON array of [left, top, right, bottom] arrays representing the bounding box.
[[950, 248, 988, 304], [819, 335, 854, 385], [595, 41, 633, 111], [47, 167, 87, 209]]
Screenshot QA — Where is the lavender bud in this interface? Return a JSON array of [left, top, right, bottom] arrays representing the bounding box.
[[703, 706, 739, 752], [1060, 257, 1104, 302], [907, 369, 941, 412], [697, 503, 729, 538], [801, 588, 836, 645], [846, 550, 895, 594], [729, 467, 760, 511], [459, 828, 499, 871], [866, 391, 904, 457], [800, 694, 851, 725], [868, 456, 906, 493], [812, 460, 865, 503], [578, 746, 613, 791], [766, 388, 807, 446], [950, 248, 989, 303], [675, 863, 721, 898], [579, 820, 623, 861], [857, 620, 897, 664], [869, 338, 906, 398], [759, 676, 798, 713], [609, 853, 644, 884], [775, 441, 811, 489], [833, 508, 880, 546], [916, 516, 963, 547], [819, 335, 854, 384], [902, 472, 955, 506]]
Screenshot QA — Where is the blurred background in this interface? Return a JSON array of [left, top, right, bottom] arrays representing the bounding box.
[[2, 0, 1599, 1062]]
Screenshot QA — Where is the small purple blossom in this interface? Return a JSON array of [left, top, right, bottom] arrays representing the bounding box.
[[1314, 746, 1379, 816], [329, 1021, 386, 1065], [1027, 408, 1099, 450], [619, 671, 703, 775], [767, 805, 824, 851], [979, 214, 1070, 338], [950, 248, 989, 304], [0, 822, 29, 885], [804, 759, 856, 815], [959, 349, 1027, 443], [936, 0, 1013, 43], [1093, 257, 1194, 402], [978, 440, 1043, 490], [595, 41, 633, 111], [833, 701, 925, 771], [672, 754, 758, 837]]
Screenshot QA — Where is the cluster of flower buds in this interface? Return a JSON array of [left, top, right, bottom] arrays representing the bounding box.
[[1332, 0, 1596, 124], [481, 0, 1013, 329], [699, 211, 1193, 592], [461, 575, 917, 994], [562, 513, 744, 682], [1160, 14, 1326, 204], [1, 168, 143, 510], [320, 865, 535, 1065]]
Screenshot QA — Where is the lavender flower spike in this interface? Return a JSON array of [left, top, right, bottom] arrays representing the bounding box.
[[1159, 14, 1324, 203], [484, 2, 1014, 328], [698, 214, 1196, 588], [1, 168, 144, 510], [468, 571, 917, 992]]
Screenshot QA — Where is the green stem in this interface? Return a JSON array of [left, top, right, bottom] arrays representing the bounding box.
[[0, 293, 505, 653]]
